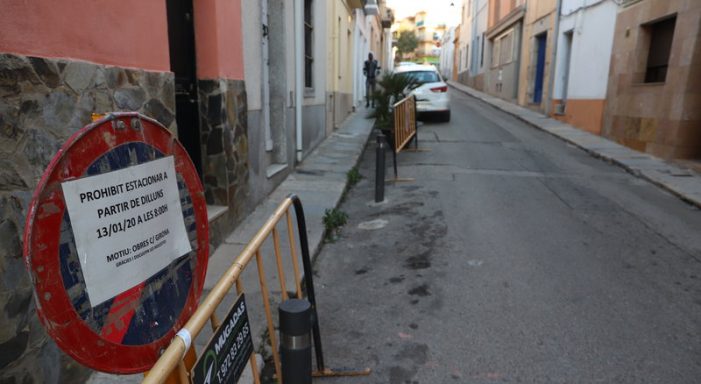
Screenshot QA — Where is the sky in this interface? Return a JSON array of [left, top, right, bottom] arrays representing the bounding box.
[[386, 0, 461, 27]]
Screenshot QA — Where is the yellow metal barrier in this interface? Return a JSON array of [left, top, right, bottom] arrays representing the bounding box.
[[392, 94, 417, 153], [142, 195, 369, 383]]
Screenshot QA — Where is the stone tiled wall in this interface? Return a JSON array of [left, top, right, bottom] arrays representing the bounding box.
[[602, 0, 701, 159], [458, 71, 486, 92], [198, 79, 251, 240], [0, 53, 175, 382]]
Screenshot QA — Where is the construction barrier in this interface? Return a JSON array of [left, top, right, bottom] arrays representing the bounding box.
[[383, 95, 419, 181], [142, 194, 368, 383], [392, 94, 417, 153]]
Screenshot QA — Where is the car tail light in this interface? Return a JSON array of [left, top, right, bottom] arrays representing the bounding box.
[[430, 86, 448, 93]]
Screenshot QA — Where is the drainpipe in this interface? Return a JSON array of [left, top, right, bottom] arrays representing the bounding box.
[[295, 0, 304, 162], [545, 0, 563, 116]]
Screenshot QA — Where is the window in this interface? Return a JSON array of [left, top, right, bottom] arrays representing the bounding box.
[[465, 44, 470, 71], [499, 30, 513, 65], [398, 70, 441, 84], [304, 0, 313, 88], [491, 29, 514, 68], [644, 16, 676, 83]]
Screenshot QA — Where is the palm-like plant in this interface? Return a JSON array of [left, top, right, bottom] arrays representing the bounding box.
[[367, 71, 417, 132]]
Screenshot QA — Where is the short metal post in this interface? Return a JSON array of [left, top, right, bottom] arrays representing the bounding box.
[[279, 299, 312, 384], [375, 133, 386, 202]]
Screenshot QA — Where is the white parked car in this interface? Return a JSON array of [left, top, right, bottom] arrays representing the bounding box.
[[394, 64, 450, 122]]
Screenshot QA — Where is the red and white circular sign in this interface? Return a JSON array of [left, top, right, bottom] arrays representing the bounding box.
[[23, 113, 209, 373]]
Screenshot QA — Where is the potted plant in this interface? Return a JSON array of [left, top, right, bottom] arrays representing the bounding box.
[[367, 71, 416, 145]]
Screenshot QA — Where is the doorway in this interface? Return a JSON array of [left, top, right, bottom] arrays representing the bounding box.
[[533, 32, 547, 104], [559, 30, 574, 111], [166, 0, 202, 177]]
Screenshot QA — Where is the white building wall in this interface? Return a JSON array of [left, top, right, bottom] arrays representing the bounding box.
[[384, 29, 393, 71], [553, 0, 618, 100], [353, 9, 371, 106], [472, 0, 489, 76], [242, 0, 263, 111], [439, 27, 455, 79], [285, 1, 295, 108], [458, 0, 472, 74]]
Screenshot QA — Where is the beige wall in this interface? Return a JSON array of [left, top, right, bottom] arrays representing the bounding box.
[[327, 0, 354, 95], [484, 0, 526, 101], [552, 99, 606, 135], [517, 0, 557, 109], [602, 0, 701, 159], [326, 1, 355, 129], [489, 0, 526, 29]]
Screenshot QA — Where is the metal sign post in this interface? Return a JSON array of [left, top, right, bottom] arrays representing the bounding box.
[[23, 112, 209, 373]]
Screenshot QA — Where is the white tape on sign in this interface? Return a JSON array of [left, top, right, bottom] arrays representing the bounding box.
[[175, 329, 192, 357]]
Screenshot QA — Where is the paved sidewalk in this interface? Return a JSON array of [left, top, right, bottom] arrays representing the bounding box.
[[204, 106, 372, 296], [448, 80, 701, 208], [87, 108, 374, 383]]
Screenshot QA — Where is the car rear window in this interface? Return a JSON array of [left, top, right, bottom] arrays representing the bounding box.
[[399, 71, 441, 84]]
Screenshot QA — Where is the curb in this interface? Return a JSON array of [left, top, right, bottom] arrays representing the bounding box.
[[448, 81, 701, 209], [310, 115, 375, 263]]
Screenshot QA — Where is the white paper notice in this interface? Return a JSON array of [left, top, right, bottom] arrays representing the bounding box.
[[61, 156, 193, 307]]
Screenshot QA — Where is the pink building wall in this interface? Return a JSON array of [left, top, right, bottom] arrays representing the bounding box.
[[0, 0, 244, 80], [194, 0, 244, 80], [0, 0, 170, 72]]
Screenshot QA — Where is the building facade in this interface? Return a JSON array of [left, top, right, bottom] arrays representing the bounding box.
[[602, 0, 701, 159], [353, 1, 392, 108], [453, 26, 462, 81], [328, 1, 356, 130], [0, 0, 391, 381], [440, 27, 458, 80], [391, 10, 445, 65], [485, 0, 527, 102], [242, 0, 295, 206], [379, 3, 396, 72], [0, 0, 248, 381], [456, 0, 490, 90], [470, 0, 491, 91], [551, 0, 619, 135], [517, 0, 557, 110], [457, 0, 474, 83]]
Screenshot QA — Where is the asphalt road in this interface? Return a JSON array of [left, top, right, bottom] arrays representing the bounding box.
[[312, 90, 701, 383]]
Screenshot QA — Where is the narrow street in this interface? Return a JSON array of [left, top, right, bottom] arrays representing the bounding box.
[[314, 89, 701, 383]]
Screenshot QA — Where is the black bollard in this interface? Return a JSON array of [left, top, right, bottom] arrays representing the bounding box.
[[279, 299, 312, 384], [375, 133, 386, 203]]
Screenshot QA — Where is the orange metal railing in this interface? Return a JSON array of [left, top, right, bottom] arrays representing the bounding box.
[[392, 95, 417, 153], [142, 195, 324, 384]]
